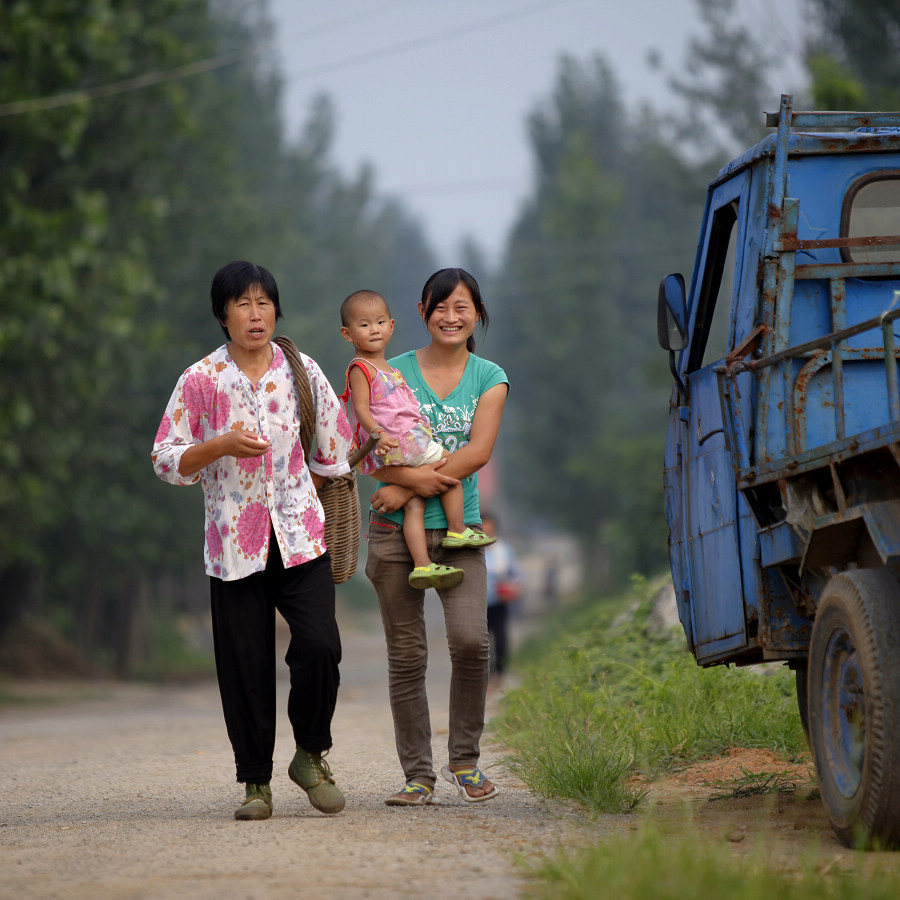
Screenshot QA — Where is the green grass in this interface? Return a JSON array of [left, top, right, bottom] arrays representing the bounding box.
[[496, 575, 807, 813], [129, 611, 217, 681], [495, 575, 900, 897], [520, 824, 900, 900]]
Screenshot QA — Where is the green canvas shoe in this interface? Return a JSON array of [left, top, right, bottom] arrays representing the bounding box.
[[234, 782, 272, 820], [288, 747, 345, 814]]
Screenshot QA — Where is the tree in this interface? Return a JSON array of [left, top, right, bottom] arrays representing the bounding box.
[[0, 0, 205, 645], [494, 56, 706, 585], [0, 0, 436, 669], [667, 0, 781, 155], [805, 0, 900, 109]]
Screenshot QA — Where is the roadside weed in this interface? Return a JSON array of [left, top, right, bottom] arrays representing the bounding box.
[[497, 576, 807, 812], [708, 766, 815, 801], [521, 824, 900, 900]]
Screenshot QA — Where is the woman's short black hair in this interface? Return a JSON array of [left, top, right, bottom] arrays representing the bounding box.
[[420, 267, 489, 352], [210, 261, 282, 339]]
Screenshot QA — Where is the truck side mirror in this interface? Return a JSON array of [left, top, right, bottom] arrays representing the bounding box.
[[657, 273, 687, 351]]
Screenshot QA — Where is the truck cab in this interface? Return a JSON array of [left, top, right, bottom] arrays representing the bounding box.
[[659, 95, 900, 848]]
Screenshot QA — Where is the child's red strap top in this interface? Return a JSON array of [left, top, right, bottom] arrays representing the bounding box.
[[339, 358, 373, 403], [340, 358, 376, 452]]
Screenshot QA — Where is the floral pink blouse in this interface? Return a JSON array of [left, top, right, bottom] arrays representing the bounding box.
[[152, 343, 352, 581]]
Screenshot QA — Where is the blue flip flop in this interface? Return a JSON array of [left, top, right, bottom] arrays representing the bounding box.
[[384, 781, 441, 806], [440, 765, 499, 802]]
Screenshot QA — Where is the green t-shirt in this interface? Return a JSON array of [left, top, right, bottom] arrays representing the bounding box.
[[375, 350, 508, 529]]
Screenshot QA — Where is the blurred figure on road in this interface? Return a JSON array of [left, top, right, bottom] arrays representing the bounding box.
[[482, 512, 523, 692]]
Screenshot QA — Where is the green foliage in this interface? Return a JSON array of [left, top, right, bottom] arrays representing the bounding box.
[[667, 0, 779, 154], [523, 824, 900, 900], [496, 578, 807, 813], [0, 0, 434, 668], [497, 0, 900, 589], [495, 57, 707, 585], [129, 611, 217, 682], [806, 0, 900, 110], [806, 52, 868, 110]]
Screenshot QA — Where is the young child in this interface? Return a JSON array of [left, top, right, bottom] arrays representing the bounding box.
[[339, 289, 495, 589]]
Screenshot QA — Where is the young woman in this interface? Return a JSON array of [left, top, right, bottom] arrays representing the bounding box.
[[152, 260, 351, 821], [364, 268, 508, 806], [339, 288, 495, 593]]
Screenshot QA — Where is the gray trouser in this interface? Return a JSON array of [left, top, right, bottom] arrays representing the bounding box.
[[365, 512, 490, 789]]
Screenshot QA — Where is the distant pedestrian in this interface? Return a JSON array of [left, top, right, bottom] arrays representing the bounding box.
[[543, 556, 560, 610], [482, 512, 523, 691], [152, 260, 351, 821]]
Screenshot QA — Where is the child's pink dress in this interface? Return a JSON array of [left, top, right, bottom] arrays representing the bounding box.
[[341, 359, 443, 477]]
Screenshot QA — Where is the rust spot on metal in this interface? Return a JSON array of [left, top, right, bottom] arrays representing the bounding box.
[[727, 324, 769, 367], [779, 234, 900, 251]]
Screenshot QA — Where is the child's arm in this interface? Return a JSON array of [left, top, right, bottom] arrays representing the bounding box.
[[347, 365, 398, 457], [369, 384, 507, 514]]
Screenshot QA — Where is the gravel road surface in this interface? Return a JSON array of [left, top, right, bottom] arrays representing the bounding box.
[[1, 605, 579, 900]]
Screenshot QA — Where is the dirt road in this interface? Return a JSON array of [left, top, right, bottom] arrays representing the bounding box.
[[0, 607, 580, 900], [4, 598, 900, 900]]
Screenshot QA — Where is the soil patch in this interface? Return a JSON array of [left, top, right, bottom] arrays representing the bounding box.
[[634, 747, 900, 877]]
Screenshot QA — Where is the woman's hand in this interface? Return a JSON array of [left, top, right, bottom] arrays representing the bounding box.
[[178, 430, 270, 477], [222, 430, 271, 458], [370, 459, 461, 514], [376, 458, 460, 495], [407, 461, 460, 497], [370, 485, 412, 514]]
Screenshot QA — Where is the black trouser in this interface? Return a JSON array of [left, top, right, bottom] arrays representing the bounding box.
[[487, 603, 509, 675], [210, 546, 341, 784]]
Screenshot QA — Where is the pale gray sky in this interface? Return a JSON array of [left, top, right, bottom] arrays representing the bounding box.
[[269, 0, 806, 263]]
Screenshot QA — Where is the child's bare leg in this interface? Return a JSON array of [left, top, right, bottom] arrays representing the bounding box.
[[439, 483, 466, 536], [402, 495, 432, 569], [436, 450, 466, 535]]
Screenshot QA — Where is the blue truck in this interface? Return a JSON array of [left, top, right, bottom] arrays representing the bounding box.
[[658, 95, 900, 848]]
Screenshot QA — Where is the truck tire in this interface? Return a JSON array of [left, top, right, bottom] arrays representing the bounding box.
[[808, 569, 900, 849]]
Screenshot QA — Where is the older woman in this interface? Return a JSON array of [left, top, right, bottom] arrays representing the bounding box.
[[152, 260, 352, 821]]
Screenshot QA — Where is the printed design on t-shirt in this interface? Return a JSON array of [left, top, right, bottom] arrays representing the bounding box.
[[418, 398, 477, 453]]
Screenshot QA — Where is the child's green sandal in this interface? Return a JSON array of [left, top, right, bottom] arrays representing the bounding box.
[[441, 527, 497, 549], [408, 563, 464, 590]]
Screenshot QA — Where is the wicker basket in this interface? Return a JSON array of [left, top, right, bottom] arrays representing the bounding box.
[[275, 336, 373, 584]]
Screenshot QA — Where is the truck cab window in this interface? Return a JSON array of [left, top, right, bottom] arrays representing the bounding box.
[[688, 201, 739, 372], [841, 173, 900, 264]]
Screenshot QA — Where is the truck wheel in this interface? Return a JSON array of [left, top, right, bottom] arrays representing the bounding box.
[[808, 569, 900, 849]]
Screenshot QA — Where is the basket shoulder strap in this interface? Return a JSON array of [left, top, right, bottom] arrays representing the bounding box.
[[275, 335, 377, 471], [274, 335, 313, 459]]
